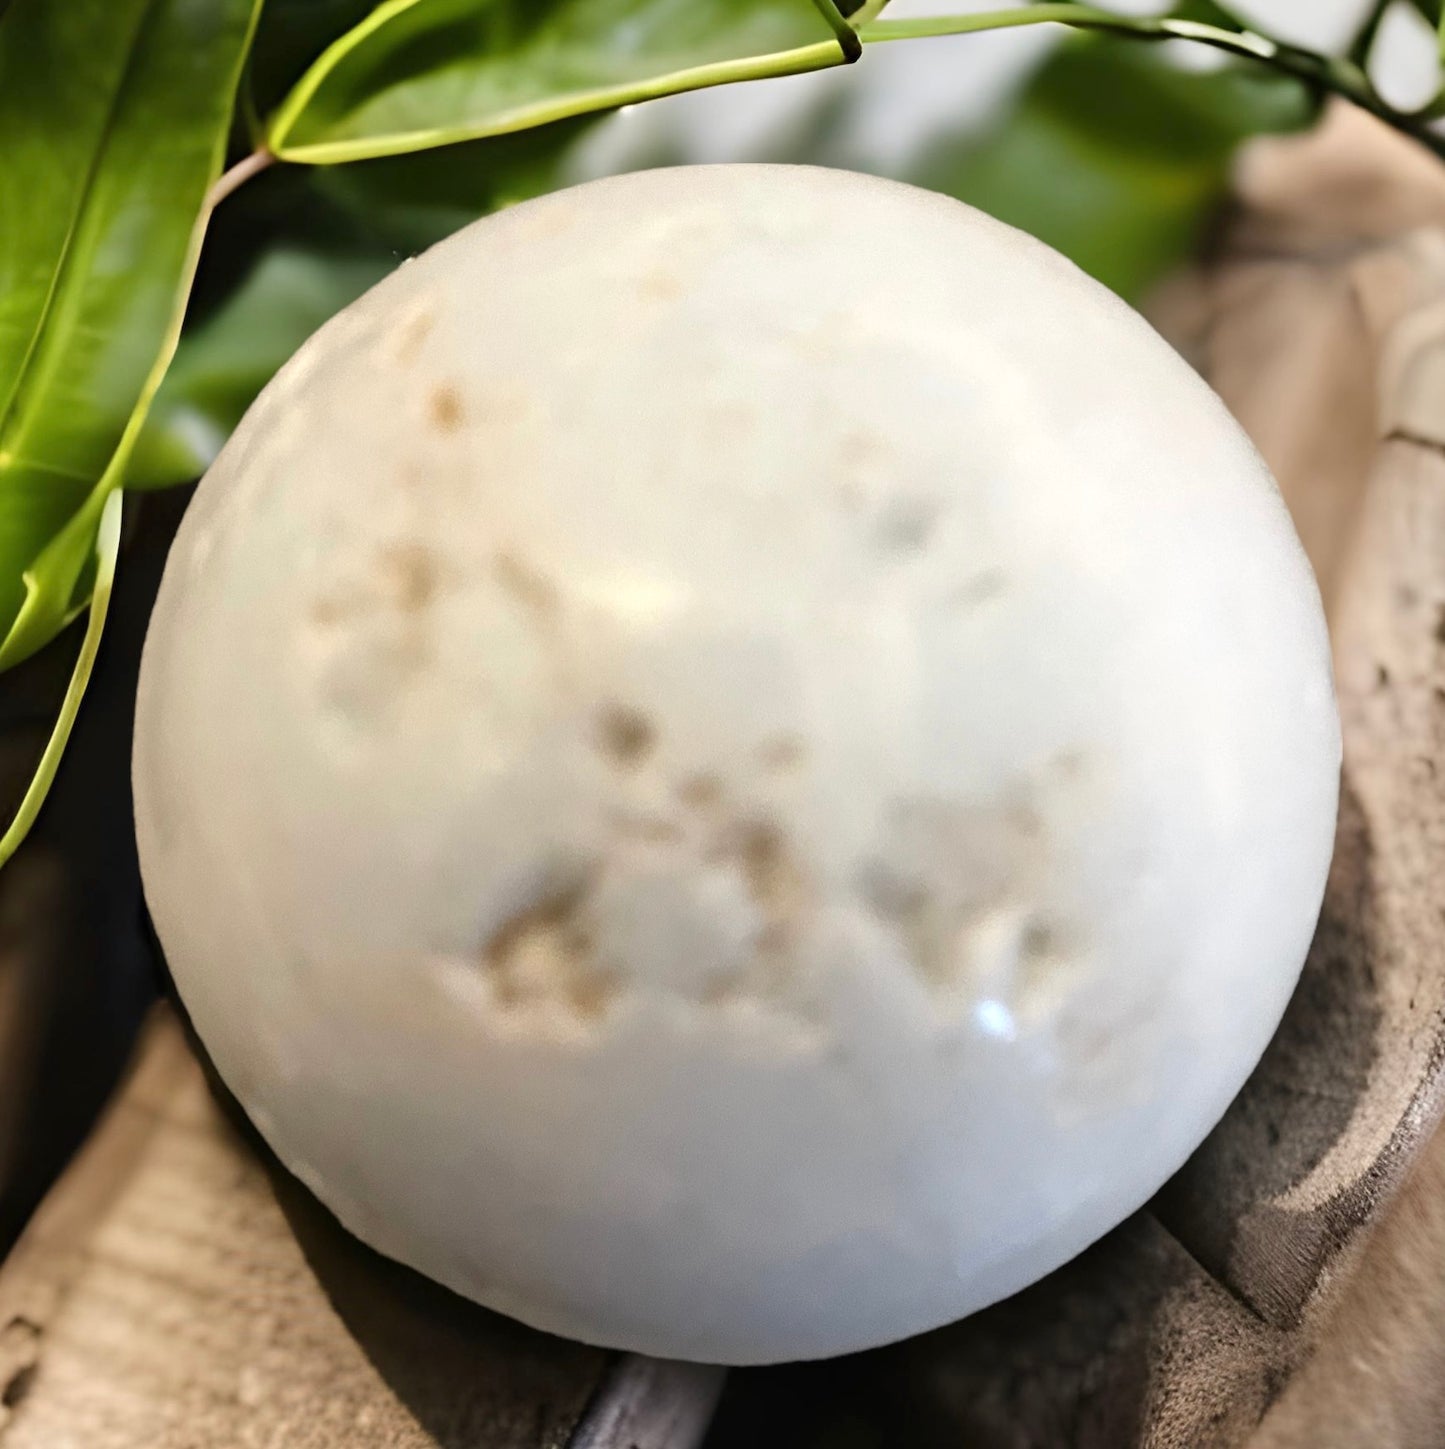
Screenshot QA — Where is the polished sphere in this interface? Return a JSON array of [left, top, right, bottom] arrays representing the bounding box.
[[135, 165, 1340, 1364]]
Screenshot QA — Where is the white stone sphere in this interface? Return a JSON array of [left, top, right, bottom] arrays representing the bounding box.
[[134, 164, 1340, 1365]]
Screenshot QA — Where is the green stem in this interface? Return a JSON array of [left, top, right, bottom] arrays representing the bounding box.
[[814, 0, 864, 62], [0, 491, 122, 871], [1346, 0, 1392, 66], [857, 6, 1445, 162], [206, 146, 274, 210]]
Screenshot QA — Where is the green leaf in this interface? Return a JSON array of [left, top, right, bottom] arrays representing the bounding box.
[[0, 0, 263, 669], [0, 491, 122, 870], [268, 0, 860, 164], [1411, 0, 1444, 32], [1168, 1, 1249, 27], [911, 35, 1314, 301], [248, 0, 381, 120], [130, 248, 394, 489]]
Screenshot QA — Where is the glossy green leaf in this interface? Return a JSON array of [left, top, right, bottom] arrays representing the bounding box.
[[268, 0, 860, 164], [911, 35, 1314, 300], [248, 0, 381, 121], [131, 248, 394, 489], [0, 0, 263, 669]]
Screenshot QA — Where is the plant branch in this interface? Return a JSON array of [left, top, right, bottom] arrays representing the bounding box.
[[205, 146, 274, 210], [856, 6, 1445, 162]]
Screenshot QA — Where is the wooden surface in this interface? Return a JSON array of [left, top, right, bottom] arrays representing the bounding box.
[[1178, 104, 1445, 1448], [881, 104, 1445, 1449], [0, 1011, 721, 1448], [6, 103, 1445, 1449], [1252, 1126, 1445, 1447]]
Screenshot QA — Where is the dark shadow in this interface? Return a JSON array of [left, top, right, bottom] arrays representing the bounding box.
[[701, 1353, 897, 1449], [0, 490, 190, 1253], [867, 1223, 1168, 1449]]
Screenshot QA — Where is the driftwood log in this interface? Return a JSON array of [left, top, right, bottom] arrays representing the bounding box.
[[4, 102, 1445, 1449]]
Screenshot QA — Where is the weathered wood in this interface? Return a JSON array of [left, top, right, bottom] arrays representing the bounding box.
[[1152, 101, 1445, 1341], [1251, 1122, 1445, 1448], [887, 105, 1445, 1448], [0, 1011, 718, 1448]]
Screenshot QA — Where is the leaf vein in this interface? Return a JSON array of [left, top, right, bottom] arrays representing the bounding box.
[[0, 0, 163, 466]]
